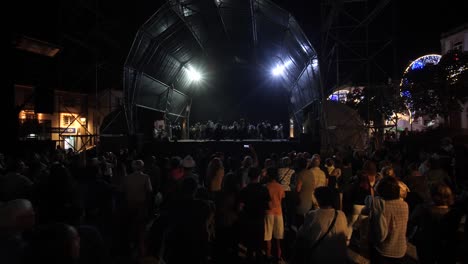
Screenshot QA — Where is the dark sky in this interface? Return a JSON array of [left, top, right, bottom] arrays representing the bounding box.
[[191, 0, 467, 122], [277, 0, 466, 70], [13, 0, 467, 123]]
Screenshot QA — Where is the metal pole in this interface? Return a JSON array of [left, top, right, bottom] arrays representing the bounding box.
[[187, 98, 192, 139]]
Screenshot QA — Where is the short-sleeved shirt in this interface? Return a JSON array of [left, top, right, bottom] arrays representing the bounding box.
[[278, 168, 294, 191], [374, 199, 409, 258], [297, 209, 348, 263], [310, 167, 327, 188], [123, 171, 152, 205], [296, 169, 316, 215], [266, 181, 285, 215]]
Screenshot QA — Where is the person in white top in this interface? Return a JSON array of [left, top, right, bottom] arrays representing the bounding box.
[[295, 186, 348, 264], [309, 154, 327, 208], [309, 154, 327, 188], [278, 157, 294, 191]]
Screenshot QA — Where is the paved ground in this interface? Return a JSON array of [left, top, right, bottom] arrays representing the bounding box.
[[234, 242, 418, 264], [346, 243, 419, 264]]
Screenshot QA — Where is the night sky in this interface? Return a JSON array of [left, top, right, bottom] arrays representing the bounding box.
[[278, 0, 466, 72], [13, 0, 467, 124]]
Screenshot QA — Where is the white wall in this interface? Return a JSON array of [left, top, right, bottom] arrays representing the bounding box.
[[441, 27, 468, 55]]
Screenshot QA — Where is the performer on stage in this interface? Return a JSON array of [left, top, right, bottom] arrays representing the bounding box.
[[153, 120, 168, 141]]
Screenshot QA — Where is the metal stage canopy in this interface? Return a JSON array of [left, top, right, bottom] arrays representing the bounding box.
[[124, 0, 323, 136]]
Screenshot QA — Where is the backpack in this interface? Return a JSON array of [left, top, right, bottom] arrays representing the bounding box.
[[367, 196, 390, 244]]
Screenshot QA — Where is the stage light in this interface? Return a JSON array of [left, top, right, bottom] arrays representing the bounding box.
[[271, 60, 292, 77], [272, 64, 285, 76], [186, 66, 202, 82], [312, 59, 318, 68]]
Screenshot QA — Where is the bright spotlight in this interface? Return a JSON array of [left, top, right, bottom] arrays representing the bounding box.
[[186, 66, 202, 82], [272, 65, 285, 76], [271, 60, 292, 77], [312, 59, 318, 68]]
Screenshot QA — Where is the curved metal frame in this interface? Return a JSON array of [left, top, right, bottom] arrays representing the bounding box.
[[124, 0, 323, 136]]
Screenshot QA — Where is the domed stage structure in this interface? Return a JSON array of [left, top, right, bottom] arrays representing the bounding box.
[[100, 0, 326, 153], [122, 0, 322, 139]]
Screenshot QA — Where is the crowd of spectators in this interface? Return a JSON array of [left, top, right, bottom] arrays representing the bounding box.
[[154, 119, 287, 141], [0, 132, 467, 264]]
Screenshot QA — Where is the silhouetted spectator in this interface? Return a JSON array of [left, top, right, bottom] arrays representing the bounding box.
[[409, 183, 459, 264], [24, 223, 80, 264], [239, 167, 270, 262], [0, 159, 33, 202], [0, 199, 35, 264]]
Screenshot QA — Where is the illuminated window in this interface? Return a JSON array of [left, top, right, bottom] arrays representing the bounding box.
[[19, 110, 37, 120], [62, 114, 75, 126], [25, 111, 37, 120]]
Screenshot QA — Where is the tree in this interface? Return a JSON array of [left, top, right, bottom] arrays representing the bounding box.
[[345, 83, 407, 127], [401, 50, 468, 124], [438, 50, 468, 99]]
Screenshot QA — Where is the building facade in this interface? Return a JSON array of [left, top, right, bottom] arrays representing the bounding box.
[[441, 23, 468, 55], [441, 23, 468, 131], [15, 85, 122, 151]]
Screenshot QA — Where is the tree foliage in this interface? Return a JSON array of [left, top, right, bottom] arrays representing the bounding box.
[[345, 83, 407, 125], [401, 50, 468, 120], [342, 50, 467, 127], [438, 50, 468, 98]]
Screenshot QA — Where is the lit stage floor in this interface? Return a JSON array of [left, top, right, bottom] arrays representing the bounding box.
[[174, 139, 291, 143]]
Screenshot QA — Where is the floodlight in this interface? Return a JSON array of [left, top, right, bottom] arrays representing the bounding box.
[[186, 66, 202, 82], [312, 59, 318, 68], [271, 60, 292, 77], [272, 64, 285, 76]]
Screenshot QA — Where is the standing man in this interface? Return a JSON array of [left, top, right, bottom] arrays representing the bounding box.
[[264, 168, 286, 262], [121, 160, 153, 256], [239, 167, 270, 262]]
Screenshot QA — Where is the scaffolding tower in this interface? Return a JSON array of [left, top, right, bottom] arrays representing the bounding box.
[[320, 0, 398, 135], [321, 0, 397, 89]]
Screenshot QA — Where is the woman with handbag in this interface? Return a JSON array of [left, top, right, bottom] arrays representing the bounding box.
[[293, 186, 348, 264]]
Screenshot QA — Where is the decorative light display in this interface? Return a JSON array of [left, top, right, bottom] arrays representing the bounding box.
[[328, 89, 350, 102], [400, 54, 442, 86], [399, 54, 443, 129]]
